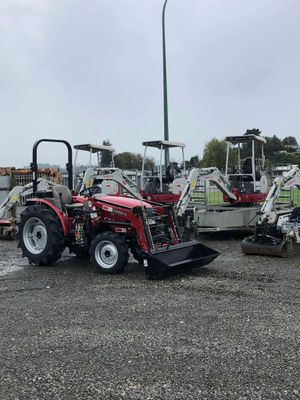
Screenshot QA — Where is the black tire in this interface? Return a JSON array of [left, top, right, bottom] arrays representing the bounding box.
[[69, 247, 90, 258], [18, 205, 65, 266], [90, 232, 129, 274]]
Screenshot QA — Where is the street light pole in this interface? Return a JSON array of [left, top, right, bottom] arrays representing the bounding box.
[[162, 0, 170, 166]]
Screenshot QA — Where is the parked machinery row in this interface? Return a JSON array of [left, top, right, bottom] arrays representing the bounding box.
[[0, 135, 296, 266], [2, 139, 219, 280]]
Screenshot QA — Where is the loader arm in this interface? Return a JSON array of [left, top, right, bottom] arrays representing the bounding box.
[[176, 167, 237, 216], [81, 168, 143, 200]]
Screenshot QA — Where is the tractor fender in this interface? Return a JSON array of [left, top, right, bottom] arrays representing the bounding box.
[[26, 198, 69, 236]]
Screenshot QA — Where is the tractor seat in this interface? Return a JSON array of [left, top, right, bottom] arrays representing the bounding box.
[[52, 185, 84, 209]]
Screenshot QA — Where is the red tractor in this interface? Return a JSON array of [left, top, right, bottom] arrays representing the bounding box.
[[17, 140, 219, 279]]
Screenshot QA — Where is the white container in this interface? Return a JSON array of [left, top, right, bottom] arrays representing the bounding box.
[[0, 175, 11, 189]]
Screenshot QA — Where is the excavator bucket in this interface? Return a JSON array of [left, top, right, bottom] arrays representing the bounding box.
[[144, 240, 219, 279], [241, 235, 290, 257]]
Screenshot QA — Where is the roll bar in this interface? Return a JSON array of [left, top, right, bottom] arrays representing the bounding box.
[[31, 139, 73, 194]]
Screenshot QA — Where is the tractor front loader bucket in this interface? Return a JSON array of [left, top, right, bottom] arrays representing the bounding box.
[[144, 240, 219, 279], [241, 235, 290, 257]]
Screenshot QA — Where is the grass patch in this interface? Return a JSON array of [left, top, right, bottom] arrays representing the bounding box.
[[191, 188, 300, 206]]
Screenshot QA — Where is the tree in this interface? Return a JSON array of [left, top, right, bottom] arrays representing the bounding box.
[[185, 155, 200, 170], [282, 136, 298, 146], [200, 138, 236, 170], [144, 156, 155, 171], [189, 155, 200, 168], [114, 152, 155, 170], [264, 135, 284, 158], [114, 152, 134, 169], [244, 128, 261, 136], [100, 139, 113, 167], [270, 151, 300, 166]]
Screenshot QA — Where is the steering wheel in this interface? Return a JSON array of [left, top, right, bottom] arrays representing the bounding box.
[[80, 185, 102, 197]]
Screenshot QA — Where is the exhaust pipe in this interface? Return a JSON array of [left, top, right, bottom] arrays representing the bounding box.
[[143, 240, 219, 279]]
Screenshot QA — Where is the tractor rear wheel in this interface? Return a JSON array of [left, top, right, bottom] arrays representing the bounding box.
[[90, 232, 129, 274], [18, 205, 65, 266]]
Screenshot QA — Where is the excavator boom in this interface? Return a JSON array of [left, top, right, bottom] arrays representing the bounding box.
[[81, 166, 239, 220], [176, 167, 237, 217], [80, 167, 143, 199]]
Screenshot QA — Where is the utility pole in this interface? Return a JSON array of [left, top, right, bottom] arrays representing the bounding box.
[[162, 0, 170, 166]]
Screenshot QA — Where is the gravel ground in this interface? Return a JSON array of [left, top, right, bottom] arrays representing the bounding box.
[[0, 235, 299, 400]]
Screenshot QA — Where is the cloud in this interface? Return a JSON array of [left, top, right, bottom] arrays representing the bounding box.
[[1, 0, 300, 167]]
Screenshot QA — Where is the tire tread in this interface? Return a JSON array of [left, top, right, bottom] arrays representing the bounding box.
[[90, 232, 129, 274], [18, 204, 65, 266]]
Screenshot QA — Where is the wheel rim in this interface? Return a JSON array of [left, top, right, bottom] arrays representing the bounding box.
[[23, 217, 48, 255], [95, 240, 118, 269]]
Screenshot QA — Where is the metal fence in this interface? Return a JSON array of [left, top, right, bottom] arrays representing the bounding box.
[[191, 183, 300, 207], [3, 165, 300, 211], [12, 168, 63, 187], [289, 189, 300, 207], [0, 175, 11, 205], [0, 168, 63, 221]]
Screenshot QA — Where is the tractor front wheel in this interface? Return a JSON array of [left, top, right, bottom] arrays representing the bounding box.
[[18, 205, 65, 266], [90, 232, 129, 274]]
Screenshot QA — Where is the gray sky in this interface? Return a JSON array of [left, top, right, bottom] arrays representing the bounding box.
[[1, 0, 300, 167]]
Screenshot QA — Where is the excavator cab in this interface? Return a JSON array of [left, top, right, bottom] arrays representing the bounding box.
[[141, 140, 187, 203], [224, 134, 269, 204], [73, 143, 115, 194], [73, 144, 142, 198]]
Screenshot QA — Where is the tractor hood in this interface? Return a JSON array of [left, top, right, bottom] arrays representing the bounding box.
[[93, 195, 152, 209]]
